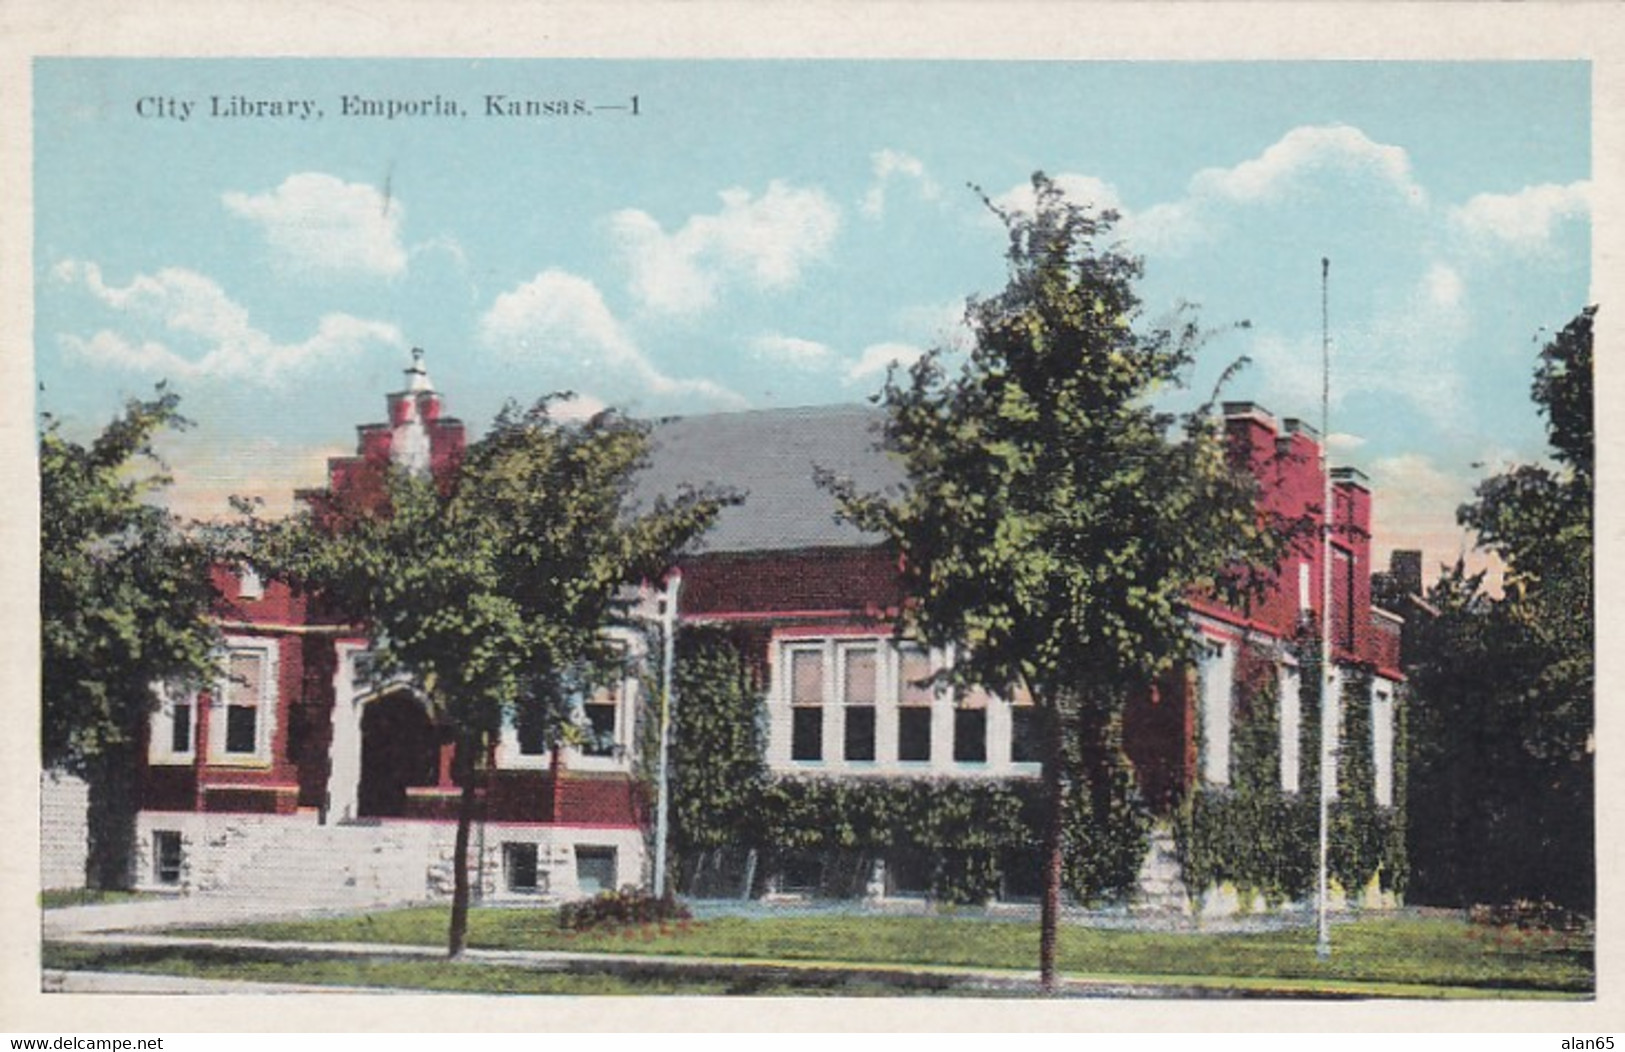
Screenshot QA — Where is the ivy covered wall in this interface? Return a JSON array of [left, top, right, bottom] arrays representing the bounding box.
[[666, 625, 1148, 905], [666, 625, 1402, 907], [1174, 631, 1407, 908]]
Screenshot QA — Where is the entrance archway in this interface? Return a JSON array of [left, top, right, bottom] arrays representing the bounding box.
[[358, 691, 440, 818]]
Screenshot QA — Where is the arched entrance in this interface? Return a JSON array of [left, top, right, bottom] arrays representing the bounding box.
[[357, 691, 441, 818]]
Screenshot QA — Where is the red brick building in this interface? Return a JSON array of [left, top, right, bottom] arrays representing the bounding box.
[[122, 355, 1404, 908]]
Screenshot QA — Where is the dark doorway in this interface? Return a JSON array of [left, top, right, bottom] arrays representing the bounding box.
[[358, 692, 440, 818]]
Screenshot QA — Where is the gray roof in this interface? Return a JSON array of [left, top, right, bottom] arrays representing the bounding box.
[[634, 404, 905, 553]]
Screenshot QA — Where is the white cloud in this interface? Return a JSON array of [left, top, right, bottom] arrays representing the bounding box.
[[861, 149, 940, 218], [54, 260, 403, 383], [846, 341, 924, 383], [611, 181, 840, 315], [223, 173, 408, 279], [1245, 260, 1471, 428], [1127, 125, 1426, 256], [478, 268, 743, 407], [1448, 180, 1591, 255], [1192, 125, 1425, 207], [1424, 263, 1465, 309], [1326, 432, 1367, 452], [753, 333, 835, 369]]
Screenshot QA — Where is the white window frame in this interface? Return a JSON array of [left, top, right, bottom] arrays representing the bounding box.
[[1200, 639, 1235, 786], [781, 640, 832, 766], [1278, 662, 1301, 794], [1371, 681, 1396, 808], [207, 637, 278, 766], [494, 674, 639, 773], [237, 565, 264, 601], [148, 683, 197, 765], [837, 640, 881, 765]]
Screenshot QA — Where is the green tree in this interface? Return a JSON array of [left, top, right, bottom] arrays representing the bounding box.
[[1409, 306, 1596, 912], [40, 389, 219, 889], [825, 175, 1287, 988], [250, 399, 728, 955]]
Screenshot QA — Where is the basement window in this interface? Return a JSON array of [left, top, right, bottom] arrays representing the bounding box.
[[153, 830, 183, 885], [576, 847, 617, 896], [504, 842, 540, 893]]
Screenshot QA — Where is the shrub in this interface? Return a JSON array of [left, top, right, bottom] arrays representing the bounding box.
[[558, 887, 693, 933]]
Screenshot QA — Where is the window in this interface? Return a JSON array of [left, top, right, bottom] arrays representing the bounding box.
[[504, 842, 540, 893], [1333, 548, 1356, 650], [220, 648, 269, 758], [237, 565, 263, 601], [885, 851, 931, 897], [1279, 665, 1301, 793], [150, 684, 196, 763], [897, 647, 933, 762], [1200, 642, 1233, 785], [515, 716, 548, 757], [841, 645, 877, 762], [170, 699, 193, 755], [789, 647, 824, 762], [582, 683, 619, 758], [575, 846, 617, 895], [953, 706, 987, 763], [776, 852, 823, 895], [1372, 687, 1395, 808], [153, 830, 183, 885], [1010, 704, 1041, 764]]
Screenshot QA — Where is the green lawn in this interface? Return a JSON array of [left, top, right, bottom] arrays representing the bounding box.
[[179, 908, 1592, 996], [39, 888, 160, 909], [41, 943, 953, 997]]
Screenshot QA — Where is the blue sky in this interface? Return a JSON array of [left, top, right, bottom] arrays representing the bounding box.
[[33, 59, 1591, 582]]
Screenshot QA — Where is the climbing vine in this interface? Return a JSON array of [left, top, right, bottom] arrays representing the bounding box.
[[667, 630, 1148, 905], [1174, 633, 1408, 907]]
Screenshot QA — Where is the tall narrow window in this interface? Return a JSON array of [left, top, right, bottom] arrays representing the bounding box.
[[842, 645, 877, 762], [171, 698, 193, 755], [1372, 687, 1395, 808], [897, 646, 933, 763], [1279, 665, 1301, 793], [789, 648, 824, 762], [1200, 642, 1233, 786], [224, 650, 265, 756]]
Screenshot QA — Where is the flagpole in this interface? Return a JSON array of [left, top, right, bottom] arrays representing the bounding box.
[[1317, 257, 1333, 960]]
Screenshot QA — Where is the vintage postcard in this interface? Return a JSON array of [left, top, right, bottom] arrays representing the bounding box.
[[5, 0, 1622, 1034]]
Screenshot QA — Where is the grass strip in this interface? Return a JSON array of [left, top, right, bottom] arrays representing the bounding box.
[[179, 909, 1593, 995]]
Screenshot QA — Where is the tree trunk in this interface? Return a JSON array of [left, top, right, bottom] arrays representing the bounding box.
[[85, 744, 139, 891], [447, 734, 480, 959], [1038, 700, 1065, 993]]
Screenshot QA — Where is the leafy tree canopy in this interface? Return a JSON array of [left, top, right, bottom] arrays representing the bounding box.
[[250, 398, 731, 749], [40, 387, 219, 772], [827, 173, 1285, 707]]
